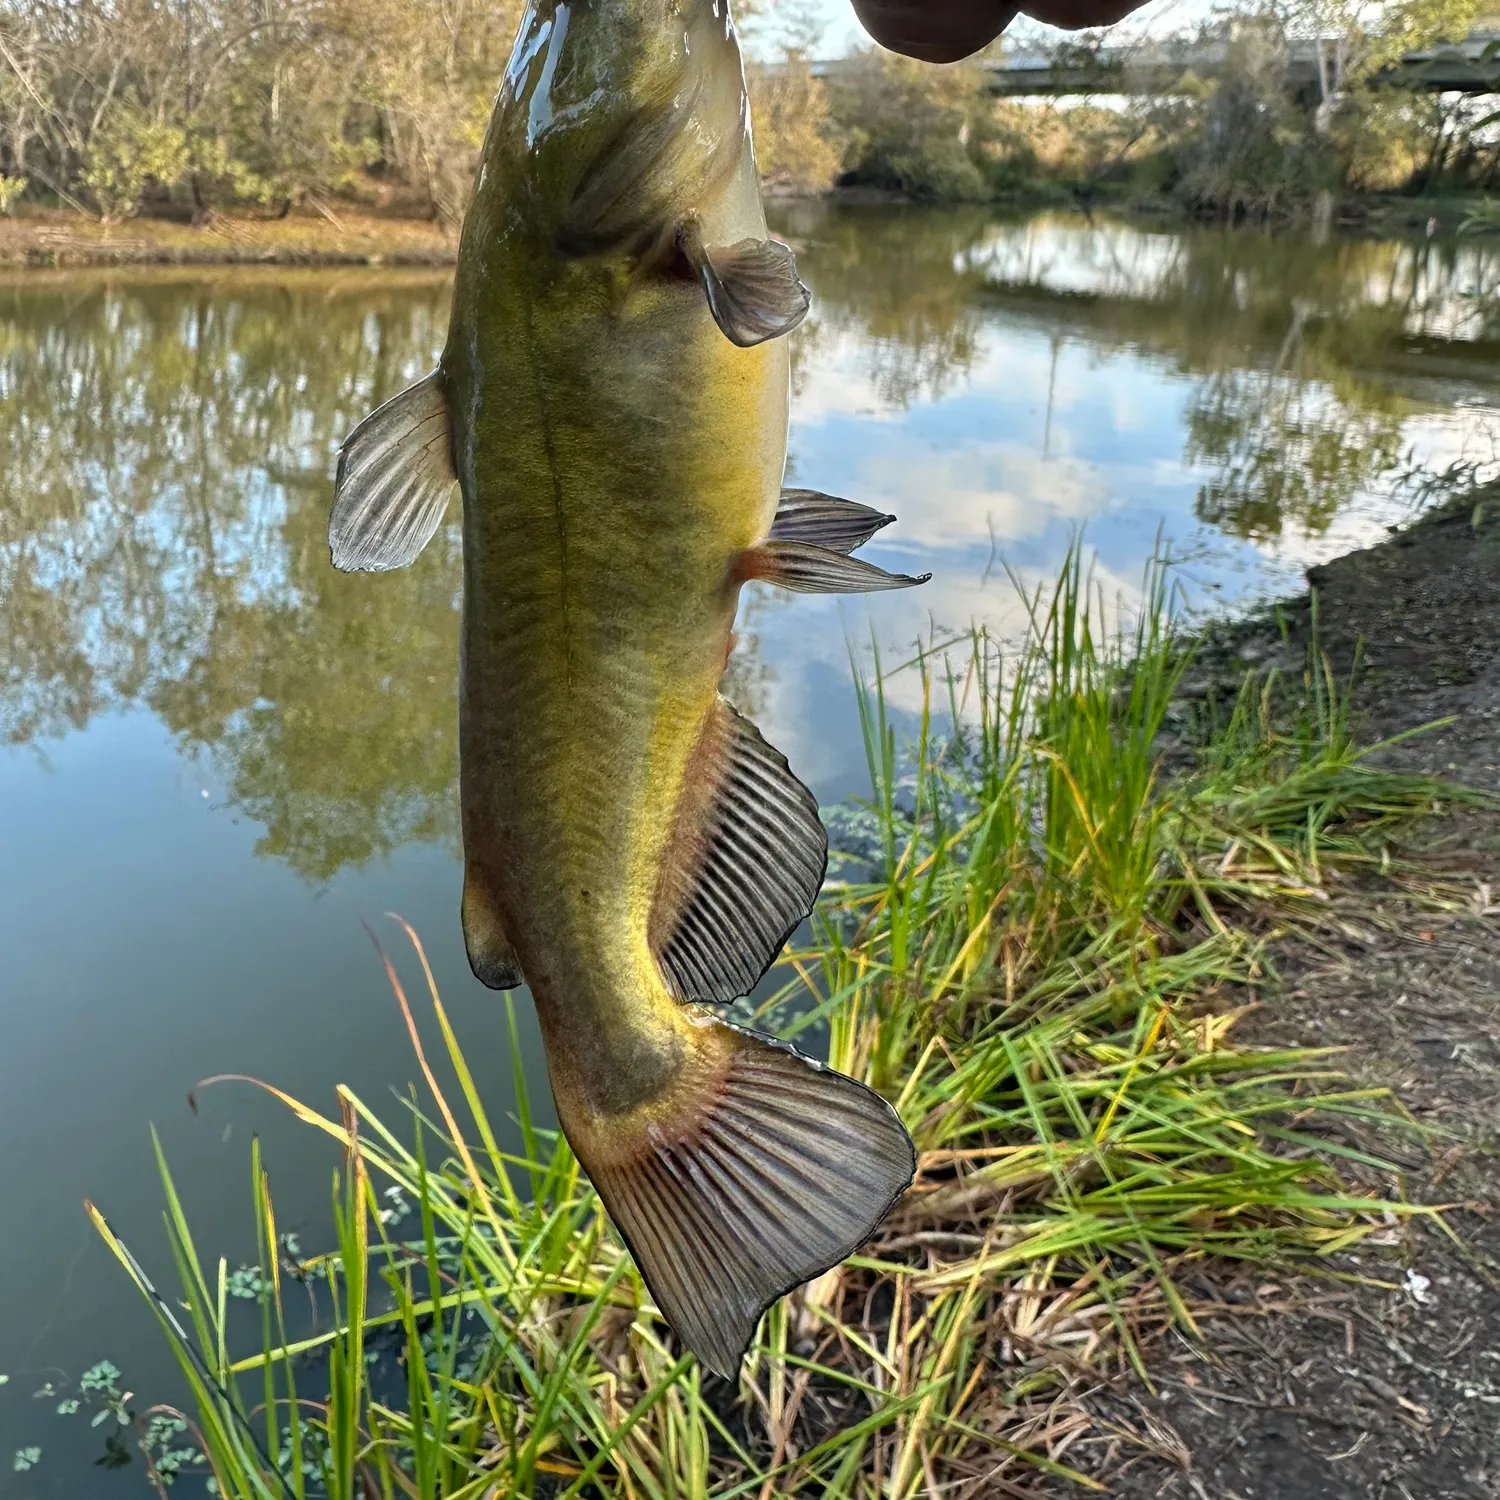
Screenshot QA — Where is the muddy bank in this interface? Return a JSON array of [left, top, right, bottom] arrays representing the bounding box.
[[0, 188, 1481, 267], [0, 208, 459, 267], [0, 197, 891, 265], [1101, 495, 1500, 1500]]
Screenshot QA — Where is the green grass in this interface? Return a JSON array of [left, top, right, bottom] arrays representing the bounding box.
[[91, 545, 1481, 1497]]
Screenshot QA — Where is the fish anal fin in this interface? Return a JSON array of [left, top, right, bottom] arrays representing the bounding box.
[[738, 539, 930, 595], [685, 227, 810, 348], [652, 697, 827, 1006], [576, 1020, 915, 1377], [770, 489, 896, 555], [330, 371, 456, 573], [462, 862, 524, 991]]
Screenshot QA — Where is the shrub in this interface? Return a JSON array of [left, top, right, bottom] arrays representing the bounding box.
[[748, 53, 841, 194], [827, 51, 994, 200], [80, 114, 191, 221]]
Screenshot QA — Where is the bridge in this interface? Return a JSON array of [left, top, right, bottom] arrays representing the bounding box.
[[797, 32, 1500, 97]]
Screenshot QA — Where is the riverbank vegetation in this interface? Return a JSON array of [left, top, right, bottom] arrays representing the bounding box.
[[85, 547, 1486, 1495], [3, 0, 1500, 242], [807, 0, 1500, 216]]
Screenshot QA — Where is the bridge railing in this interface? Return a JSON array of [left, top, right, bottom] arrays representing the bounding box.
[[789, 32, 1500, 97]]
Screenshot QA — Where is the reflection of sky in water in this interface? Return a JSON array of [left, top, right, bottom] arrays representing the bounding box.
[[958, 216, 1500, 341], [747, 227, 1500, 788]]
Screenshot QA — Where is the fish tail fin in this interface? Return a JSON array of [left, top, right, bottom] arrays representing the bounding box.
[[556, 1019, 914, 1378]]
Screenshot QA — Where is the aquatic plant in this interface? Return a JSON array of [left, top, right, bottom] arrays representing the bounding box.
[[89, 546, 1479, 1496]]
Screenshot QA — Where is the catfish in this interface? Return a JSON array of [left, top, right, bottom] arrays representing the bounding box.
[[329, 0, 926, 1376]]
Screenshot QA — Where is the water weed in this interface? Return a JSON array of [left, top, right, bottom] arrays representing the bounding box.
[[86, 547, 1479, 1496]]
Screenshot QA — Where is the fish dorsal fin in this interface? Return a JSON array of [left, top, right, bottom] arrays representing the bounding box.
[[580, 1019, 915, 1377], [686, 229, 811, 348], [739, 539, 931, 594], [770, 489, 896, 555], [653, 697, 827, 1005], [329, 371, 456, 573]]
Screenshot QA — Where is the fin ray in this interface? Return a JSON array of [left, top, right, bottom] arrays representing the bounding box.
[[653, 698, 827, 1006], [330, 371, 456, 572], [581, 1023, 915, 1377], [769, 489, 896, 554], [687, 230, 811, 348], [740, 539, 930, 594]]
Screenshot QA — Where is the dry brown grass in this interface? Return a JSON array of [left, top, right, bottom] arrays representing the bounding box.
[[0, 207, 457, 267]]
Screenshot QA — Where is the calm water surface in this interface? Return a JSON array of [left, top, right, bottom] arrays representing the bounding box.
[[3, 204, 1499, 1490]]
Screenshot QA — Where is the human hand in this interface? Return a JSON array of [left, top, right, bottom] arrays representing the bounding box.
[[848, 0, 1151, 64]]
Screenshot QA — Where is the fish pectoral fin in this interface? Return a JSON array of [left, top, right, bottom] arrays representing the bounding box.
[[578, 1021, 915, 1378], [462, 864, 524, 991], [737, 539, 931, 594], [686, 227, 811, 348], [329, 370, 456, 573], [653, 697, 826, 1006], [770, 489, 897, 555]]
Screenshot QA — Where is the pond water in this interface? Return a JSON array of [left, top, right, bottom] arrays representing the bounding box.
[[3, 204, 1499, 1491]]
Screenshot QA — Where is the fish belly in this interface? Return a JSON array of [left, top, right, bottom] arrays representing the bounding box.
[[453, 264, 786, 1111]]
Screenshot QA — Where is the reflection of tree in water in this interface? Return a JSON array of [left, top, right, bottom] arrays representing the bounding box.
[[970, 219, 1493, 541], [1187, 365, 1406, 539], [778, 204, 1498, 543], [719, 584, 777, 723], [0, 271, 786, 884], [1181, 298, 1409, 541], [0, 272, 464, 881], [775, 202, 996, 407]]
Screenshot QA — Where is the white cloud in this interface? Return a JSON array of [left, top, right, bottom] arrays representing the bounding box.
[[855, 439, 1111, 551]]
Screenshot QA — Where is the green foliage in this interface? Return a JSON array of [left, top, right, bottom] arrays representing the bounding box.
[[1160, 20, 1329, 217], [748, 54, 842, 194], [86, 545, 1481, 1497], [80, 113, 192, 221], [1461, 195, 1500, 232], [0, 0, 523, 222], [0, 0, 1497, 220], [826, 52, 994, 200], [1014, 4, 1500, 214]]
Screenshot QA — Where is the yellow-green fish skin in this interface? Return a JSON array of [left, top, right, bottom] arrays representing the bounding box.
[[441, 0, 787, 1128]]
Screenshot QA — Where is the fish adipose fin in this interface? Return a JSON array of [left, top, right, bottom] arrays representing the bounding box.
[[770, 489, 897, 554], [329, 371, 456, 572], [739, 539, 931, 594], [685, 226, 811, 348], [653, 697, 826, 1005], [461, 863, 524, 991], [583, 1021, 915, 1378]]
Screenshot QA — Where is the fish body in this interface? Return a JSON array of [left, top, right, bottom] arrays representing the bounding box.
[[329, 0, 926, 1375], [447, 0, 784, 1119]]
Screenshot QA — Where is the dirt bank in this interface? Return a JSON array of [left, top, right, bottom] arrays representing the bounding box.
[[1101, 496, 1500, 1500], [0, 207, 458, 267]]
